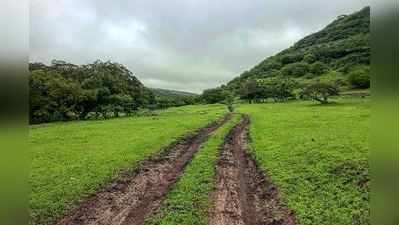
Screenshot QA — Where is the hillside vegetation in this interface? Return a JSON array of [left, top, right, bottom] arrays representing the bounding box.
[[202, 7, 370, 104], [150, 88, 201, 109], [151, 88, 197, 98], [228, 6, 369, 89]]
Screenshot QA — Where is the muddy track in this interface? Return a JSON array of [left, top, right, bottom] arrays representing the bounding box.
[[210, 115, 297, 225], [55, 114, 231, 225]]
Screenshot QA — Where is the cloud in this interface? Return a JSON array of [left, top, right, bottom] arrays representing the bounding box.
[[30, 0, 370, 93]]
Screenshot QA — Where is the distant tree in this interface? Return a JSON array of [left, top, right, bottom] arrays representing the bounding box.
[[263, 77, 297, 102], [239, 80, 267, 103], [202, 88, 225, 104], [300, 82, 340, 104], [348, 66, 370, 89]]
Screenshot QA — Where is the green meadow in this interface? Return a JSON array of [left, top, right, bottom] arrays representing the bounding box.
[[238, 98, 370, 225], [29, 104, 227, 225], [29, 98, 370, 225]]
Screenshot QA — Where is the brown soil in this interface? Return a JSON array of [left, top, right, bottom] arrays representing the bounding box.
[[55, 115, 231, 225], [209, 116, 297, 225]]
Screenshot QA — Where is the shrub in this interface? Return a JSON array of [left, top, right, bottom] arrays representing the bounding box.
[[348, 66, 370, 89], [223, 91, 235, 112]]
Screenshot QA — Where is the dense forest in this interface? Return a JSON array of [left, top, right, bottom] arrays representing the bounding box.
[[29, 60, 198, 124], [202, 6, 370, 104]]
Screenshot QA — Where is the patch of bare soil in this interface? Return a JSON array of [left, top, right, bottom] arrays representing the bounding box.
[[209, 116, 297, 225], [55, 115, 231, 225]]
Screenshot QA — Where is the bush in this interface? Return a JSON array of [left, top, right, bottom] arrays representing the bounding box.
[[223, 91, 235, 112], [348, 66, 370, 89]]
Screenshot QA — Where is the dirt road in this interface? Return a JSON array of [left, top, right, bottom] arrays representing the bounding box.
[[54, 114, 297, 225], [209, 116, 296, 225], [55, 115, 231, 225]]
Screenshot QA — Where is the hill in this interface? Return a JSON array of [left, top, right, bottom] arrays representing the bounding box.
[[225, 6, 370, 92], [150, 88, 198, 98]]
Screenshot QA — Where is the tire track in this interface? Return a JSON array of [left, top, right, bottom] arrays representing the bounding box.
[[210, 115, 297, 225], [55, 114, 231, 225]]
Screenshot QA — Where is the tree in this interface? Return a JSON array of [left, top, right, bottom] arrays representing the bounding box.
[[29, 70, 81, 123], [300, 82, 340, 104], [202, 88, 225, 104], [263, 77, 297, 102], [239, 80, 267, 103], [29, 60, 156, 124], [348, 66, 370, 89], [73, 89, 98, 120]]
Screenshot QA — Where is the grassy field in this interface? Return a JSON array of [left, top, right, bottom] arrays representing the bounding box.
[[30, 98, 370, 225], [238, 98, 370, 225], [146, 114, 241, 225], [29, 104, 227, 225]]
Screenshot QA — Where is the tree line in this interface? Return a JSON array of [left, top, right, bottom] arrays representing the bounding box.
[[29, 60, 199, 124], [201, 77, 346, 105]]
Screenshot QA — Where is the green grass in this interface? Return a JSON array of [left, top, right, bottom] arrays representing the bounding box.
[[29, 104, 227, 225], [237, 98, 370, 225], [146, 114, 241, 225]]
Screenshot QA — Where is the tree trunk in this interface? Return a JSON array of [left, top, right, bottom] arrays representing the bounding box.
[[315, 97, 328, 104]]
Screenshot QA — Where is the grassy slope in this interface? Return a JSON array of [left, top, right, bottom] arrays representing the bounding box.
[[238, 98, 370, 225], [29, 104, 227, 225], [146, 114, 241, 225]]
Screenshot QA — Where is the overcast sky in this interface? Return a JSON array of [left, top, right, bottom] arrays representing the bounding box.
[[30, 0, 370, 93]]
